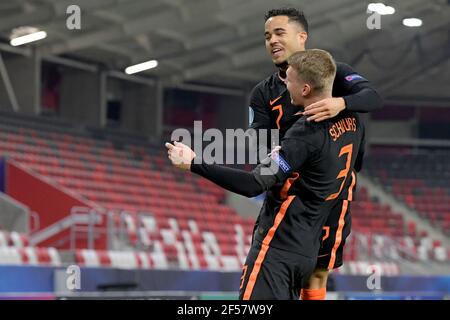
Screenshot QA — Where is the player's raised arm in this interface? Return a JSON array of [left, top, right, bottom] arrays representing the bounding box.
[[336, 63, 383, 113], [303, 63, 383, 122]]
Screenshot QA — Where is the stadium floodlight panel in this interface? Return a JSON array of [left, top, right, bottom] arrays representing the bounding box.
[[403, 18, 422, 27], [367, 3, 395, 15], [10, 30, 47, 46], [125, 60, 159, 74]]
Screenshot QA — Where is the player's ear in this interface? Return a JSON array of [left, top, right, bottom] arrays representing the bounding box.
[[297, 31, 307, 47], [302, 84, 311, 97]]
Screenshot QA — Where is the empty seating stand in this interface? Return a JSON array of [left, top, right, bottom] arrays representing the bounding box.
[[0, 230, 61, 266], [366, 146, 450, 236], [1, 118, 447, 271], [0, 122, 253, 270]]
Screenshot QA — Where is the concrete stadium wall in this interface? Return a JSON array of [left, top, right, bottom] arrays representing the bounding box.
[[59, 69, 101, 126], [0, 52, 40, 115], [109, 78, 158, 137], [0, 192, 29, 234], [4, 161, 105, 249]]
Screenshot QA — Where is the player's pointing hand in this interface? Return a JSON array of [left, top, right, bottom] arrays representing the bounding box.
[[165, 141, 197, 171]]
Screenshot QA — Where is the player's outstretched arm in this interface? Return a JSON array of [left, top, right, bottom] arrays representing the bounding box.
[[165, 141, 265, 197], [165, 137, 312, 198]]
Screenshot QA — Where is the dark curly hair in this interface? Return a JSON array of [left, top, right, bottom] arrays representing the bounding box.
[[265, 8, 308, 33]]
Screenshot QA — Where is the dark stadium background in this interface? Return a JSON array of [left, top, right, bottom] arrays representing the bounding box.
[[0, 0, 449, 300]]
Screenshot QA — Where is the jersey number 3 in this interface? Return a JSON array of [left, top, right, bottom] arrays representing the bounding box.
[[326, 143, 353, 201]]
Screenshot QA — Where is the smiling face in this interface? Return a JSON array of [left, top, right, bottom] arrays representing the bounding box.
[[264, 15, 307, 65]]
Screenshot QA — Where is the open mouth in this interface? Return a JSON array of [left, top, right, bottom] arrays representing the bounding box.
[[272, 48, 283, 57]]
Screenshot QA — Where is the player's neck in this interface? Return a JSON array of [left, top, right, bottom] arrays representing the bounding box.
[[276, 61, 288, 81], [303, 94, 332, 109]]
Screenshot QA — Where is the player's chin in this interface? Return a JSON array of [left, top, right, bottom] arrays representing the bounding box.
[[272, 56, 286, 64]]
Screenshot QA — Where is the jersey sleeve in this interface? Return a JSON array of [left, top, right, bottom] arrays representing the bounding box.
[[190, 121, 321, 197], [334, 62, 383, 113], [190, 138, 312, 198], [191, 162, 265, 198]]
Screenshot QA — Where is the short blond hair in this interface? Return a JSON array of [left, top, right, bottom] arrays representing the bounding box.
[[287, 49, 336, 94]]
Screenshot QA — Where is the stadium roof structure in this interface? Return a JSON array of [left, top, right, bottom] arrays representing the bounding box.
[[0, 0, 448, 103]]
